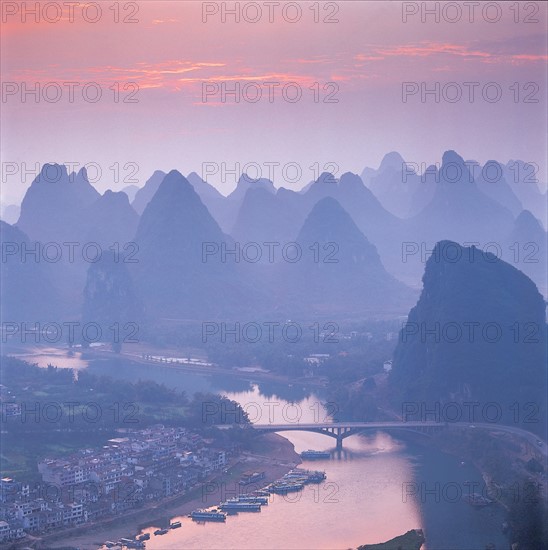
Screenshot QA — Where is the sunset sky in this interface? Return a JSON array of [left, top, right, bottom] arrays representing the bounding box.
[[1, 1, 547, 203]]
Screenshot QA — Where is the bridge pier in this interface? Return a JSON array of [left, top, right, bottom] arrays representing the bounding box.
[[252, 421, 447, 448], [333, 427, 345, 450]]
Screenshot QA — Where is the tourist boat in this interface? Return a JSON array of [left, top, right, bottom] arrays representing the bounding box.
[[170, 521, 182, 529], [189, 509, 227, 522], [119, 539, 145, 548], [300, 449, 331, 459], [284, 472, 309, 479], [269, 482, 303, 493], [239, 471, 266, 485], [236, 495, 269, 505], [305, 470, 327, 483], [219, 500, 261, 512]]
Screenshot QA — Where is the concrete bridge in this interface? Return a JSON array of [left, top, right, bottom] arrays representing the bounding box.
[[252, 421, 547, 457], [253, 421, 446, 450]]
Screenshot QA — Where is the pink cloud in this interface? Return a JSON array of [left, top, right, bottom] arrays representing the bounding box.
[[376, 42, 491, 59], [369, 41, 547, 65], [151, 18, 180, 24]]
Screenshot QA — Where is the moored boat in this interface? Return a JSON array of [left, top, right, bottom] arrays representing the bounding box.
[[236, 495, 269, 505], [170, 521, 182, 529], [189, 509, 227, 522], [220, 500, 261, 512], [269, 482, 303, 493], [119, 538, 145, 548], [300, 449, 331, 459]]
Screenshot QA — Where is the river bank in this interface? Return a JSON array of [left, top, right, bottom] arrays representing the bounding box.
[[394, 428, 546, 548], [29, 433, 300, 550], [90, 346, 327, 388], [427, 427, 546, 548], [4, 349, 527, 549]]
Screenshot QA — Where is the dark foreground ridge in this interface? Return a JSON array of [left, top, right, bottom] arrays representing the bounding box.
[[358, 529, 425, 550]]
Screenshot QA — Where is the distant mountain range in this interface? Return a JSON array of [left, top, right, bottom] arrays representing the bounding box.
[[2, 151, 545, 323], [408, 150, 515, 242]]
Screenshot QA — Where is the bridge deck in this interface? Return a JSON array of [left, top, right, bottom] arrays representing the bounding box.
[[253, 421, 445, 430]]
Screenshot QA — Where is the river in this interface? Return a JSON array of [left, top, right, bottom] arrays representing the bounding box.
[[134, 385, 508, 550], [8, 350, 510, 549]]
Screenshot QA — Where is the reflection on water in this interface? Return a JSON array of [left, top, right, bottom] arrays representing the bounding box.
[[224, 386, 329, 425], [249, 381, 317, 404], [409, 449, 508, 550], [6, 346, 90, 370], [137, 385, 420, 549], [141, 431, 421, 550], [138, 385, 507, 550], [10, 349, 508, 549]]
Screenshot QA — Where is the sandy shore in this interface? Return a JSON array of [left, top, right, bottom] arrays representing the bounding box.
[[32, 433, 300, 550]]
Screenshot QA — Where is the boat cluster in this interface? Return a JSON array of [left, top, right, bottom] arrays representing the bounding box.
[[188, 492, 269, 522], [189, 468, 327, 523], [104, 468, 328, 545], [104, 534, 148, 549], [103, 521, 180, 548], [268, 468, 327, 494]]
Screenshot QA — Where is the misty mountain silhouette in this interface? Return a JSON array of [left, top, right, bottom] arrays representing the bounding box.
[[0, 221, 60, 321], [132, 170, 256, 318], [474, 160, 523, 216], [82, 250, 142, 347], [17, 164, 100, 242], [131, 170, 167, 215], [504, 160, 547, 228], [505, 210, 547, 294], [362, 152, 435, 219], [84, 190, 139, 248], [277, 197, 415, 315], [121, 184, 139, 203], [409, 150, 515, 243], [391, 240, 547, 410], [3, 152, 545, 324]]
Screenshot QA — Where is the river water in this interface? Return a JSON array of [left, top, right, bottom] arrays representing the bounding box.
[[89, 357, 509, 549], [8, 351, 510, 549], [136, 385, 508, 550]]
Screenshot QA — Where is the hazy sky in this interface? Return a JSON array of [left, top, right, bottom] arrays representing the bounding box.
[[1, 1, 547, 204]]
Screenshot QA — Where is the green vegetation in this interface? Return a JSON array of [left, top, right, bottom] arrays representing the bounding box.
[[140, 317, 400, 378], [0, 356, 251, 480], [1, 356, 188, 433], [1, 430, 111, 483]]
